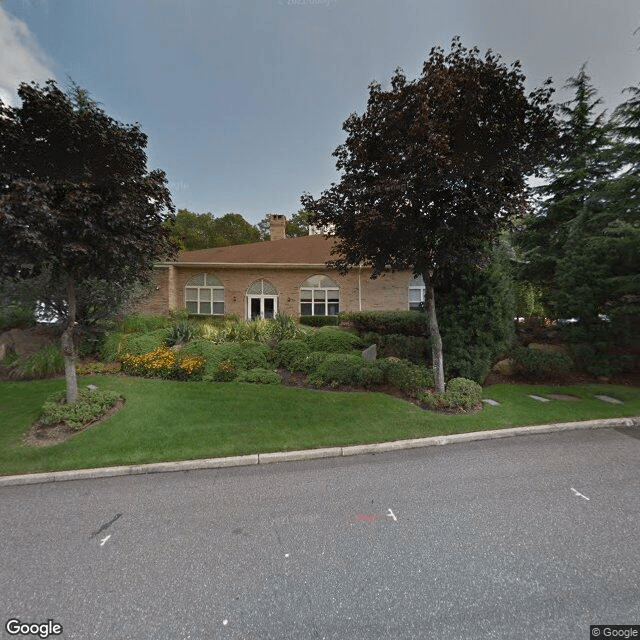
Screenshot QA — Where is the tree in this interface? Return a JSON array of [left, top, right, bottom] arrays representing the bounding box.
[[516, 65, 613, 310], [167, 209, 259, 249], [302, 38, 555, 391], [0, 80, 176, 402]]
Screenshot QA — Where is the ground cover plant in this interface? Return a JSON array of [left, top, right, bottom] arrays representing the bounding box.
[[1, 377, 639, 476]]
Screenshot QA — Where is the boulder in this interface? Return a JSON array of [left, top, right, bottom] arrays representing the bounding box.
[[362, 344, 377, 364]]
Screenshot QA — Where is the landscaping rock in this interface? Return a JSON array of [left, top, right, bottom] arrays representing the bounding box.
[[362, 344, 377, 363], [492, 358, 516, 376]]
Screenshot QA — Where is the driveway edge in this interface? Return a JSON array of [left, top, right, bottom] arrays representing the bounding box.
[[1, 416, 639, 487]]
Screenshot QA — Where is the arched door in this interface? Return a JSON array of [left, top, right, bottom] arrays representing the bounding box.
[[246, 279, 278, 319]]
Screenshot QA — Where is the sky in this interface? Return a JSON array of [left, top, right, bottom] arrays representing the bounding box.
[[1, 0, 639, 226]]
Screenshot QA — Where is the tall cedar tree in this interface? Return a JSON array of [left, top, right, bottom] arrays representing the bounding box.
[[302, 39, 555, 391], [517, 65, 613, 310], [0, 80, 176, 402]]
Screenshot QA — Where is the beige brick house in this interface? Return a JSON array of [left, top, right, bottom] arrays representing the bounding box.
[[138, 215, 425, 320]]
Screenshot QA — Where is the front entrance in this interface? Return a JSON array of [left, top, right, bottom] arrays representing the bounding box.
[[248, 295, 277, 320]]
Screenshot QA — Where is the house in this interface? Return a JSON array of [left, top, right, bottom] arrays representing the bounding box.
[[138, 215, 425, 320]]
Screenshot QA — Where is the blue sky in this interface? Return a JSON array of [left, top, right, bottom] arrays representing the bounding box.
[[1, 0, 639, 225]]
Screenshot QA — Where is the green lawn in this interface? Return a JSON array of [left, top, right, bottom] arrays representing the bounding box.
[[1, 376, 639, 476]]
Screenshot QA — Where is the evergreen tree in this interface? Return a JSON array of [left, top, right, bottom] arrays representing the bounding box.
[[517, 65, 613, 311]]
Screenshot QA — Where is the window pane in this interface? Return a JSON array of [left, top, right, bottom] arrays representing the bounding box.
[[409, 302, 423, 311], [199, 288, 212, 302], [212, 288, 224, 302], [247, 281, 262, 295], [409, 288, 423, 303], [411, 275, 425, 286], [262, 281, 278, 295], [188, 274, 205, 286], [300, 288, 312, 301], [185, 288, 198, 302], [302, 275, 322, 288], [328, 290, 339, 303], [314, 303, 325, 315], [212, 302, 224, 315], [186, 301, 198, 313], [300, 303, 312, 316], [327, 303, 339, 316], [313, 290, 326, 302], [204, 274, 222, 287], [319, 276, 338, 288], [200, 302, 211, 315]]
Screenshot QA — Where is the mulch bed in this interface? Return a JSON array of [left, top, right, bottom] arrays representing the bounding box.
[[22, 398, 125, 448]]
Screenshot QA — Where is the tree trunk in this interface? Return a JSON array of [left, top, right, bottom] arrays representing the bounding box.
[[61, 275, 79, 404], [423, 270, 445, 393]]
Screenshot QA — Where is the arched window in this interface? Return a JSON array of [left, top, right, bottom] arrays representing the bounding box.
[[246, 279, 278, 319], [408, 275, 425, 311], [300, 275, 340, 316], [185, 273, 224, 315]]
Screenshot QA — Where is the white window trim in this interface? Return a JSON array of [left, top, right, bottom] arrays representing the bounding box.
[[300, 276, 340, 316], [185, 274, 225, 315]]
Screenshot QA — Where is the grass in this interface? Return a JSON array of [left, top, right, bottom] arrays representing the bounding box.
[[1, 376, 639, 477]]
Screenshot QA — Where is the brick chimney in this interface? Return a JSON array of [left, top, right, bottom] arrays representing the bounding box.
[[269, 214, 286, 241]]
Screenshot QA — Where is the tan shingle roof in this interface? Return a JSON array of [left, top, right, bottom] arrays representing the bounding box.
[[174, 234, 340, 265]]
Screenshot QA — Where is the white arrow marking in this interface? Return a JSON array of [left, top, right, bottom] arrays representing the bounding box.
[[386, 509, 397, 521], [571, 488, 590, 501], [100, 535, 111, 546]]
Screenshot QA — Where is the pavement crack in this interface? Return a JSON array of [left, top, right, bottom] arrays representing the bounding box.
[[90, 513, 122, 538]]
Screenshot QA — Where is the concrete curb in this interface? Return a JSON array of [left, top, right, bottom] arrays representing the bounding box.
[[1, 416, 639, 488]]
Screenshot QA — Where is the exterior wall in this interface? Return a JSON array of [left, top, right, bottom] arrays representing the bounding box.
[[135, 265, 414, 318]]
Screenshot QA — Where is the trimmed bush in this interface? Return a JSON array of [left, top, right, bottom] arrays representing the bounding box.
[[236, 368, 282, 385], [421, 377, 482, 410], [339, 311, 430, 336], [511, 346, 573, 377], [40, 389, 121, 430], [304, 327, 363, 353], [100, 329, 167, 362], [299, 315, 339, 327], [379, 334, 431, 362], [212, 359, 237, 382], [298, 350, 332, 374], [377, 358, 434, 391], [308, 353, 366, 387], [274, 339, 309, 370]]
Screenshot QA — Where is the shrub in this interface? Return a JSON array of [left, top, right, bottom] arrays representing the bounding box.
[[100, 329, 167, 362], [119, 314, 169, 334], [16, 344, 65, 379], [212, 359, 237, 382], [379, 334, 431, 362], [182, 340, 270, 376], [274, 339, 309, 370], [339, 311, 430, 336], [356, 363, 385, 387], [298, 350, 332, 374], [121, 346, 206, 380], [236, 368, 282, 385], [420, 377, 482, 410], [304, 327, 363, 353], [40, 389, 121, 430], [164, 321, 197, 347], [377, 358, 434, 391], [299, 315, 339, 327], [308, 353, 366, 387], [0, 303, 36, 330], [76, 361, 122, 375], [511, 346, 573, 377]]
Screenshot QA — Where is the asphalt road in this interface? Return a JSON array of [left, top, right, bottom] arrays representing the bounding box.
[[1, 426, 639, 640]]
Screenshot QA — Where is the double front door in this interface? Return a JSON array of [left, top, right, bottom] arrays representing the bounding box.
[[248, 296, 277, 320]]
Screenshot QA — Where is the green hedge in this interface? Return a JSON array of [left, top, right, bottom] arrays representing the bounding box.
[[299, 315, 339, 327], [181, 340, 270, 376], [511, 346, 574, 377], [303, 326, 363, 352], [339, 311, 430, 336]]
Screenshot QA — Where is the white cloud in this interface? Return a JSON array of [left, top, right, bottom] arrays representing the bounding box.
[[0, 6, 54, 105]]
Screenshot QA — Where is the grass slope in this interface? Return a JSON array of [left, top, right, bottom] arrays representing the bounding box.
[[1, 376, 639, 476]]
